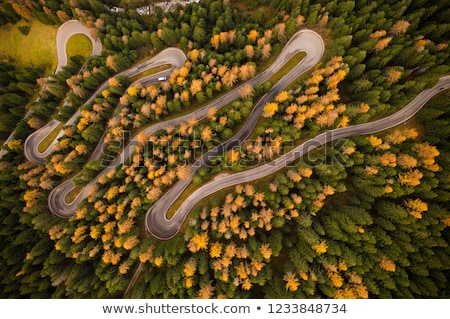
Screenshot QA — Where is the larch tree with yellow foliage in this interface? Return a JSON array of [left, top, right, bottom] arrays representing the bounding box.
[[283, 272, 300, 292], [263, 102, 279, 118], [379, 256, 396, 272], [226, 149, 240, 165], [210, 34, 220, 49], [247, 30, 259, 42], [312, 240, 328, 255], [275, 90, 289, 103]]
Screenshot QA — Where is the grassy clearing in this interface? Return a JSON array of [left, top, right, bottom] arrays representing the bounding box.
[[66, 33, 92, 59], [0, 19, 57, 73], [37, 122, 65, 153]]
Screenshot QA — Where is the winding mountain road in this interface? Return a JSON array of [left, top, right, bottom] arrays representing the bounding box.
[[146, 30, 325, 239], [46, 48, 186, 217], [21, 22, 450, 242], [24, 47, 186, 164], [151, 75, 450, 239], [46, 29, 324, 217]]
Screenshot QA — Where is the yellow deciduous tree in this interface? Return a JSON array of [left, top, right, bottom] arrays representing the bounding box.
[[222, 67, 239, 87], [7, 139, 22, 151], [106, 55, 118, 72], [27, 117, 43, 129], [368, 135, 383, 147], [184, 258, 197, 277], [201, 125, 213, 142], [108, 77, 120, 87], [127, 86, 139, 96], [374, 37, 392, 52], [235, 262, 248, 280], [239, 83, 254, 99], [387, 68, 402, 83], [397, 154, 417, 169], [189, 49, 200, 63], [380, 256, 396, 272], [210, 34, 220, 49], [154, 256, 164, 267], [24, 189, 41, 203], [244, 44, 254, 59], [378, 153, 397, 167], [385, 129, 407, 144], [263, 102, 278, 118], [247, 30, 259, 42], [390, 20, 410, 35], [359, 102, 370, 114], [299, 167, 313, 178], [226, 149, 240, 165], [71, 225, 88, 244], [275, 90, 289, 103], [197, 282, 215, 298], [283, 272, 300, 292], [210, 242, 223, 258], [259, 243, 273, 260], [261, 43, 272, 60], [75, 143, 88, 155], [370, 30, 387, 39], [219, 32, 228, 44], [328, 272, 343, 288], [139, 245, 155, 263], [405, 198, 428, 219], [312, 240, 328, 255], [188, 232, 209, 253], [119, 262, 130, 275], [123, 235, 139, 250], [413, 142, 440, 171]]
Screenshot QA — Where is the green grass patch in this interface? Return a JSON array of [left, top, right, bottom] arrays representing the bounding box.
[[38, 122, 65, 153], [268, 51, 306, 84], [65, 185, 84, 204], [66, 33, 92, 59], [165, 182, 199, 220], [0, 19, 57, 73], [129, 64, 172, 82]]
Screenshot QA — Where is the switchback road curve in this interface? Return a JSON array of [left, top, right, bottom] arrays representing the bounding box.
[[55, 20, 102, 72], [46, 47, 186, 217], [153, 75, 450, 240], [47, 30, 324, 218], [24, 47, 186, 164]]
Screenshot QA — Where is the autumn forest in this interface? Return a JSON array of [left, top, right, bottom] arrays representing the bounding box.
[[0, 0, 450, 299]]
